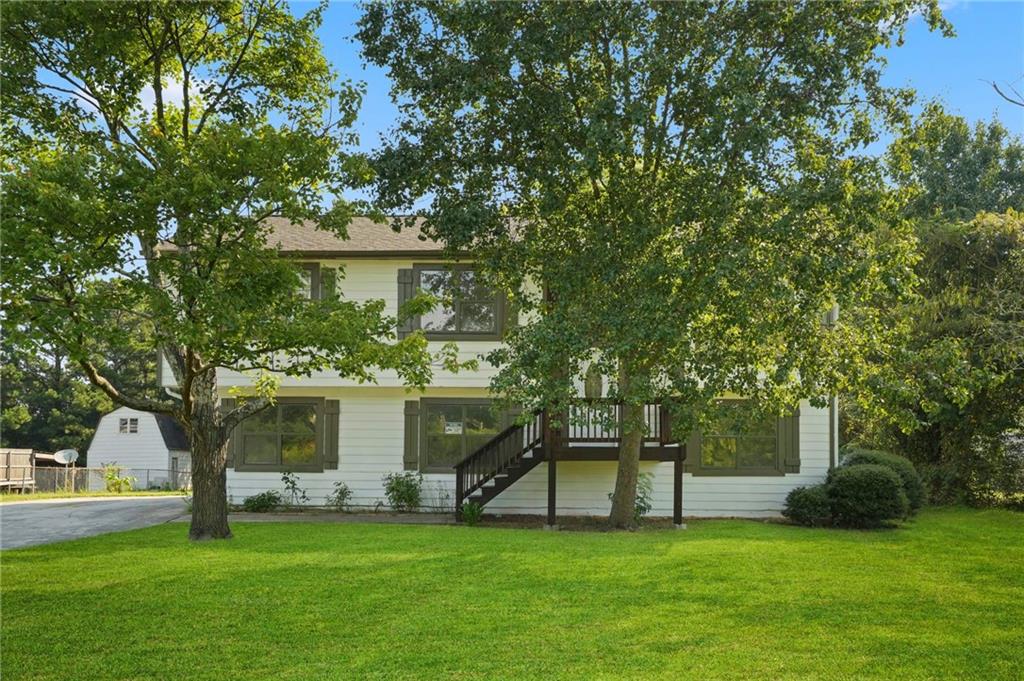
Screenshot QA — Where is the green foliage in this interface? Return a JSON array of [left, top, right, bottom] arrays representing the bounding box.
[[242, 491, 282, 513], [888, 103, 1024, 221], [460, 501, 484, 526], [847, 106, 1024, 504], [827, 465, 909, 528], [783, 484, 832, 527], [841, 446, 926, 513], [382, 472, 422, 512], [325, 481, 352, 512], [102, 465, 136, 494], [358, 1, 950, 521], [280, 472, 309, 507]]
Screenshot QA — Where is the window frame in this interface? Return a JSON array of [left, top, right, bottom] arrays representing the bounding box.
[[412, 263, 506, 341], [119, 417, 138, 434], [297, 262, 321, 300], [233, 397, 325, 473], [418, 398, 504, 474], [687, 399, 786, 477]]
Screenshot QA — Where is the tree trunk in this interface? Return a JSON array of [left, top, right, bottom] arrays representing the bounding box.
[[608, 401, 645, 528], [186, 372, 232, 540], [608, 362, 645, 529]]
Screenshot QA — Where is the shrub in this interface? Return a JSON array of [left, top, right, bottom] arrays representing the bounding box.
[[103, 464, 135, 493], [827, 464, 908, 528], [842, 446, 926, 513], [280, 472, 309, 507], [783, 484, 831, 527], [383, 471, 422, 512], [460, 501, 484, 526], [242, 490, 282, 513], [607, 472, 655, 525], [325, 481, 352, 511]]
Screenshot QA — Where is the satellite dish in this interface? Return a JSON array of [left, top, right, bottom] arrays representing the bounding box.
[[54, 449, 79, 465]]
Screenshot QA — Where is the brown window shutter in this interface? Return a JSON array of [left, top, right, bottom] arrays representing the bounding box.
[[324, 400, 340, 469], [221, 398, 236, 468], [403, 400, 420, 470], [779, 409, 801, 473], [397, 269, 415, 339], [682, 429, 701, 473], [320, 267, 337, 300]]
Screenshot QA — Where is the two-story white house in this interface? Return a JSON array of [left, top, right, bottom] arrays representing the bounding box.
[[160, 217, 838, 520]]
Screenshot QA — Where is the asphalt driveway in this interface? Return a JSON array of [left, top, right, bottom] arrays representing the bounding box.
[[0, 496, 188, 550]]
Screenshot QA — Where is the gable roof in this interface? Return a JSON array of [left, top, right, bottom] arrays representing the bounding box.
[[156, 217, 447, 257], [264, 216, 442, 256], [155, 414, 189, 451]]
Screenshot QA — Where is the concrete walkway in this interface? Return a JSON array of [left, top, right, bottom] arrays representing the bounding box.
[[0, 496, 189, 550]]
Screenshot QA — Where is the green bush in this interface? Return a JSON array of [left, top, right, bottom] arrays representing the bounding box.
[[383, 471, 422, 512], [242, 490, 282, 513], [842, 446, 926, 513], [460, 501, 484, 526], [325, 481, 352, 511], [827, 464, 908, 528], [782, 484, 831, 527]]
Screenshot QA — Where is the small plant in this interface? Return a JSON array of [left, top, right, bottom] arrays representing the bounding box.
[[281, 472, 309, 507], [827, 464, 908, 528], [382, 471, 422, 512], [103, 464, 136, 493], [242, 490, 282, 513], [183, 495, 194, 513], [783, 484, 831, 527], [325, 481, 352, 511], [840, 447, 926, 513], [608, 472, 655, 524], [460, 501, 484, 526]]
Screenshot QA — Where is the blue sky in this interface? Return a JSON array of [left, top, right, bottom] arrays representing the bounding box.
[[298, 0, 1024, 156]]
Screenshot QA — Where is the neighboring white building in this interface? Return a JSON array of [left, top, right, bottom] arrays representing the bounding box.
[[87, 406, 191, 489], [160, 217, 839, 519]]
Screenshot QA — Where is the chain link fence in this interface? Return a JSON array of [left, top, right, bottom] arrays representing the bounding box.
[[2, 466, 191, 494]]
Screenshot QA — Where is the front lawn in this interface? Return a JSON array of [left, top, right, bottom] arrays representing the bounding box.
[[2, 508, 1021, 680]]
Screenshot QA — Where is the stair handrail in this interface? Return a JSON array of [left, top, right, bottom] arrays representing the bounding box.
[[454, 410, 545, 503]]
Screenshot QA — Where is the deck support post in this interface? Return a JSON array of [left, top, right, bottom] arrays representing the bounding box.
[[454, 466, 464, 523], [673, 444, 685, 529], [545, 447, 557, 530]]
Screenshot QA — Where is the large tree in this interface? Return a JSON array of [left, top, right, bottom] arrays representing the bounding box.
[[357, 1, 949, 526], [845, 107, 1024, 502], [2, 1, 440, 538]]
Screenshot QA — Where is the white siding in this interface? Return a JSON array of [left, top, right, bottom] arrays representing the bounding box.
[[225, 391, 832, 518], [155, 255, 838, 518], [161, 259, 503, 390]]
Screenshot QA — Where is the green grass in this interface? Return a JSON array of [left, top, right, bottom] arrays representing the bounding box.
[[2, 508, 1022, 680], [0, 490, 186, 503]]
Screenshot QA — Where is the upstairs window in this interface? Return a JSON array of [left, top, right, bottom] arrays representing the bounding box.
[[119, 418, 139, 434], [413, 265, 504, 340]]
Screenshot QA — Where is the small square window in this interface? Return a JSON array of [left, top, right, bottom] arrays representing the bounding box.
[[128, 418, 138, 434], [119, 418, 128, 434]]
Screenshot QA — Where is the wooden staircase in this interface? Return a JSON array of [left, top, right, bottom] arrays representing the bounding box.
[[454, 410, 546, 519]]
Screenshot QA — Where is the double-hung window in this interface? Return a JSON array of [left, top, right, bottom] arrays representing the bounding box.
[[235, 399, 324, 472], [686, 400, 799, 476], [420, 399, 502, 473], [119, 418, 138, 434], [414, 265, 504, 340]]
